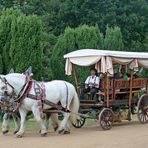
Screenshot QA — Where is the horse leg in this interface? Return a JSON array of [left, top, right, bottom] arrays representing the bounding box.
[[58, 112, 70, 134], [16, 108, 27, 138], [12, 113, 20, 134], [2, 113, 10, 134], [41, 113, 58, 133], [32, 107, 48, 137], [50, 113, 59, 131]]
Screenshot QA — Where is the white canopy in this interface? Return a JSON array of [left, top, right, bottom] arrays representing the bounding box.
[[64, 49, 148, 75]]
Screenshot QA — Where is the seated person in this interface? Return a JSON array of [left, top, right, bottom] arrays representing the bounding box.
[[113, 67, 120, 92], [113, 67, 120, 79], [116, 66, 130, 99], [120, 65, 130, 79], [80, 68, 100, 100]]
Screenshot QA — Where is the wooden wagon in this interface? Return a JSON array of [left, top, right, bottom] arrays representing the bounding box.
[[64, 49, 148, 130]]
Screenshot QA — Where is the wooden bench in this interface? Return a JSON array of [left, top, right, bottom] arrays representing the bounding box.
[[79, 78, 148, 105], [113, 78, 147, 101]]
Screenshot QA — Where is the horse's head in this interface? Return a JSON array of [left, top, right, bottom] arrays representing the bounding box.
[[0, 67, 33, 112], [0, 73, 32, 112], [0, 75, 14, 99], [0, 75, 17, 112]]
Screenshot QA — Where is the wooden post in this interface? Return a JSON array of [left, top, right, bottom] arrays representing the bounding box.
[[106, 74, 109, 108], [73, 64, 80, 96], [113, 79, 115, 102], [146, 78, 148, 94], [128, 70, 133, 120]]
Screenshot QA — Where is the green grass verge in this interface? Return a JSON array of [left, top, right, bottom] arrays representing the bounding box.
[[0, 119, 45, 132]]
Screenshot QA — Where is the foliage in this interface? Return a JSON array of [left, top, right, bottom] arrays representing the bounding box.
[[42, 33, 57, 81], [51, 25, 103, 83], [0, 0, 147, 50], [0, 8, 22, 73], [10, 14, 43, 79], [0, 54, 3, 73], [103, 26, 124, 50], [0, 0, 147, 80], [0, 9, 43, 79]]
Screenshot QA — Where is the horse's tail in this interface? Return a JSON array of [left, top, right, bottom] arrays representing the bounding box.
[[69, 90, 80, 124]]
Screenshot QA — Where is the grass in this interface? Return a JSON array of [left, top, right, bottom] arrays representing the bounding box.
[[0, 119, 46, 132], [0, 117, 96, 133]]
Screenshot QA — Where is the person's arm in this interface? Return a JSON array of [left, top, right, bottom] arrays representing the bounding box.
[[85, 76, 90, 88]]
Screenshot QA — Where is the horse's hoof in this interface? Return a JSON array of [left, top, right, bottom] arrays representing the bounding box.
[[2, 130, 9, 135], [41, 133, 47, 137], [14, 130, 19, 134], [58, 129, 64, 134], [63, 130, 70, 134], [58, 129, 70, 135], [16, 134, 23, 138], [54, 126, 58, 132]]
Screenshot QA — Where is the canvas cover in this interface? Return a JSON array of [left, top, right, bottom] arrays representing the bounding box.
[[64, 49, 148, 75]]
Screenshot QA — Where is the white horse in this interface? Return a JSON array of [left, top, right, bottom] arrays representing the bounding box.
[[0, 73, 79, 137]]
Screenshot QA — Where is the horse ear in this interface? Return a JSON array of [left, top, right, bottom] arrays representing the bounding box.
[[24, 66, 33, 76], [9, 68, 15, 74], [0, 75, 6, 82]]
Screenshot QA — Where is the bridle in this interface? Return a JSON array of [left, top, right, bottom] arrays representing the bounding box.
[[0, 76, 31, 112], [0, 77, 16, 97]]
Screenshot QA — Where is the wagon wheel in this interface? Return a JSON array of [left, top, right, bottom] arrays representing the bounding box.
[[98, 108, 114, 130], [72, 116, 86, 128], [137, 94, 148, 124]]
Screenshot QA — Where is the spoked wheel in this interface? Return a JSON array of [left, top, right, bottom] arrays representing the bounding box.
[[137, 94, 148, 124], [72, 116, 86, 128], [99, 108, 114, 130]]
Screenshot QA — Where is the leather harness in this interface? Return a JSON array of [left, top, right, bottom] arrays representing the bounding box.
[[0, 78, 70, 113]]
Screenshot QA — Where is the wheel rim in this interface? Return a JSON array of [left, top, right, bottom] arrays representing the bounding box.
[[137, 94, 148, 124], [138, 104, 148, 124], [99, 109, 113, 130], [72, 116, 86, 128]]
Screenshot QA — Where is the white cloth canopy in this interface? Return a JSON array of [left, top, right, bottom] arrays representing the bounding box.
[[64, 49, 148, 75]]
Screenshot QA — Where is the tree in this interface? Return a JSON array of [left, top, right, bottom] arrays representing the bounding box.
[[0, 55, 3, 73], [42, 32, 57, 81], [0, 0, 147, 51], [103, 26, 124, 50], [143, 36, 148, 50], [116, 0, 148, 50], [10, 14, 43, 79], [0, 8, 22, 73], [51, 25, 103, 83]]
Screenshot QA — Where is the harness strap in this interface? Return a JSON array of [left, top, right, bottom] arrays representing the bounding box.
[[27, 94, 42, 100], [13, 81, 33, 112], [88, 76, 97, 84], [43, 99, 70, 113]]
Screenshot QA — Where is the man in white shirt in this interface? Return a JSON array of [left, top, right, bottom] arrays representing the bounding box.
[[80, 68, 100, 100]]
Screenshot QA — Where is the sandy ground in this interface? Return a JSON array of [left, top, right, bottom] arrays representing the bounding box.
[[0, 117, 148, 148]]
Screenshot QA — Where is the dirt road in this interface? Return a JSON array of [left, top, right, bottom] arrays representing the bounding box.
[[0, 118, 148, 148]]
